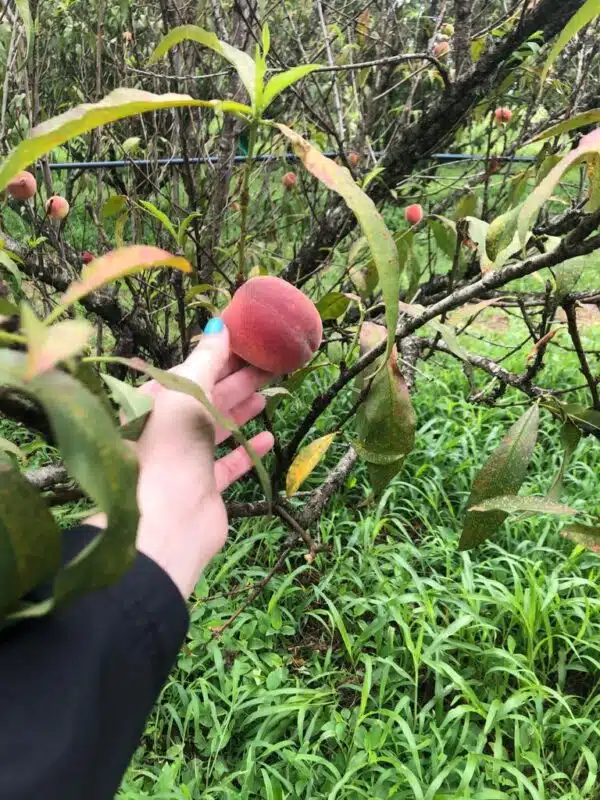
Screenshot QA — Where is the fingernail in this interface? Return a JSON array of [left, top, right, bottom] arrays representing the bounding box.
[[204, 317, 224, 335]]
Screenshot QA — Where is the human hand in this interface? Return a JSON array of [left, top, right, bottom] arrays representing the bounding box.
[[87, 319, 274, 598]]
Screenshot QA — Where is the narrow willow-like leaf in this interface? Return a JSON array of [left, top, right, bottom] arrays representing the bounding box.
[[0, 452, 61, 616], [470, 495, 577, 515], [518, 132, 600, 246], [262, 64, 321, 111], [355, 322, 416, 480], [562, 522, 600, 552], [15, 0, 33, 57], [101, 373, 153, 424], [147, 25, 257, 106], [0, 89, 218, 193], [276, 124, 399, 364], [0, 349, 139, 610], [531, 109, 600, 143], [58, 246, 192, 312], [105, 357, 272, 502], [459, 405, 540, 550], [286, 433, 337, 496], [137, 200, 178, 241], [540, 0, 600, 87], [548, 420, 581, 501]]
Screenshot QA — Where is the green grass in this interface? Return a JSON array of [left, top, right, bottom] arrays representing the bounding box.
[[115, 341, 600, 799]]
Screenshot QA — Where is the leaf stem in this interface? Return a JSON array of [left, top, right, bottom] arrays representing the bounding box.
[[237, 122, 257, 283]]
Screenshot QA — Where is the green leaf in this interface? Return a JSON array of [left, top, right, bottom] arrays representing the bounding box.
[[316, 292, 351, 321], [0, 250, 23, 286], [518, 132, 600, 246], [356, 322, 416, 469], [564, 404, 600, 436], [15, 0, 33, 57], [0, 297, 19, 317], [0, 437, 23, 460], [540, 0, 600, 87], [554, 255, 586, 299], [262, 64, 321, 111], [137, 200, 178, 241], [106, 356, 272, 503], [561, 522, 600, 552], [548, 420, 581, 501], [286, 433, 337, 496], [531, 109, 600, 143], [486, 205, 523, 267], [101, 373, 153, 424], [147, 26, 257, 107], [429, 320, 470, 361], [0, 452, 61, 616], [101, 195, 128, 219], [367, 458, 404, 498], [0, 349, 139, 608], [276, 124, 399, 365], [463, 217, 493, 273], [470, 495, 578, 515], [428, 215, 457, 259], [177, 211, 203, 247], [455, 192, 478, 220], [0, 89, 217, 193], [25, 318, 93, 379], [58, 246, 192, 313], [459, 405, 540, 550], [261, 23, 270, 57]]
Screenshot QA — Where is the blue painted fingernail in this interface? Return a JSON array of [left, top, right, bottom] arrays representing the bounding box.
[[204, 317, 224, 335]]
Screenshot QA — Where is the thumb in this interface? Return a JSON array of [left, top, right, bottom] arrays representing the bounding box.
[[178, 317, 230, 394]]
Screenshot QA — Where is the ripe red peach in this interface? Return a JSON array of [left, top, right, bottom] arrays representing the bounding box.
[[494, 106, 512, 125], [46, 195, 70, 219], [7, 171, 36, 201], [433, 41, 449, 58], [221, 276, 322, 374], [282, 172, 297, 190], [404, 204, 424, 225]]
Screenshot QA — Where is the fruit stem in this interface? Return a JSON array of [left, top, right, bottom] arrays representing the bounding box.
[[237, 122, 257, 284]]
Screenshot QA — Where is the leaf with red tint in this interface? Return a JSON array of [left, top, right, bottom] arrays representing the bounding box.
[[59, 246, 192, 310]]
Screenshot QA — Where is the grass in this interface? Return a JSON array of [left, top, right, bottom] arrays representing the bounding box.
[[3, 159, 600, 798], [114, 337, 600, 798]]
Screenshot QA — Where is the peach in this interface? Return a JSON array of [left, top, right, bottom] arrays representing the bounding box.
[[7, 171, 36, 201], [282, 171, 297, 190], [494, 106, 512, 125], [440, 23, 454, 36], [221, 276, 322, 374], [348, 151, 360, 168], [404, 203, 424, 225], [46, 195, 70, 219], [82, 251, 95, 264], [433, 41, 449, 58]]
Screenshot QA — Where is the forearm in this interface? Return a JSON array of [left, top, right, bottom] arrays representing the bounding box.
[[0, 525, 189, 800]]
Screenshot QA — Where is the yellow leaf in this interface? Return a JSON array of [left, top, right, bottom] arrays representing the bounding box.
[[59, 246, 192, 310], [286, 433, 337, 496], [276, 124, 399, 366]]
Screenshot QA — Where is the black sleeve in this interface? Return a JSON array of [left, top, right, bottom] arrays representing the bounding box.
[[0, 524, 189, 800]]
